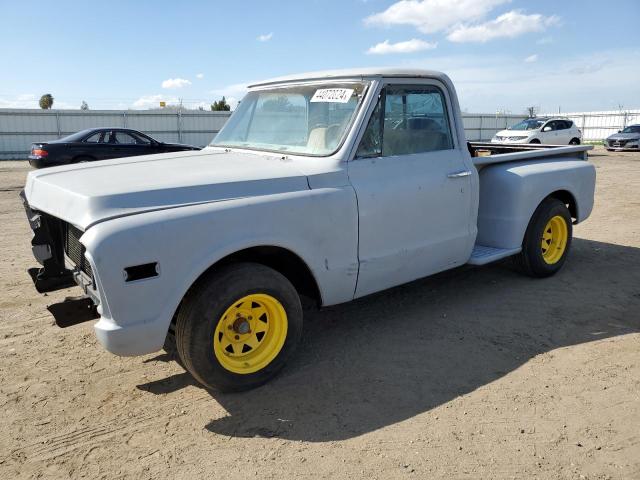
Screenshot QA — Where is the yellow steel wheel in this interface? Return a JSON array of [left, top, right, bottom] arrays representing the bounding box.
[[213, 293, 288, 374], [541, 215, 568, 264]]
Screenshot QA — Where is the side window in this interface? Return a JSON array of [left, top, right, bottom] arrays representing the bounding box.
[[100, 131, 113, 143], [543, 122, 554, 131], [114, 131, 138, 144], [355, 96, 383, 158], [382, 85, 453, 156], [84, 132, 101, 143], [131, 132, 151, 144], [355, 85, 454, 158]]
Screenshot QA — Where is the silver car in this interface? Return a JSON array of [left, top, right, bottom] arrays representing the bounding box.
[[606, 125, 640, 151]]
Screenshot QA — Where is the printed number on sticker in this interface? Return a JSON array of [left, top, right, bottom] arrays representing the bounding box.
[[310, 88, 354, 103]]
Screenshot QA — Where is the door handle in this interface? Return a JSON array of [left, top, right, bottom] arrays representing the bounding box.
[[447, 170, 472, 178]]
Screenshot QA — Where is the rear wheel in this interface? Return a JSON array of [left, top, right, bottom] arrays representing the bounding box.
[[569, 138, 581, 145], [73, 155, 94, 163], [514, 197, 572, 277], [529, 138, 541, 144], [175, 263, 303, 392]]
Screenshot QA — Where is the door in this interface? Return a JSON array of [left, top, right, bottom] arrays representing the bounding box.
[[112, 130, 146, 158], [97, 130, 116, 159], [348, 82, 475, 298], [541, 120, 561, 144], [557, 120, 573, 144]]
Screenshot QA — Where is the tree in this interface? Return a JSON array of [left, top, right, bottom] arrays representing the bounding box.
[[526, 105, 539, 118], [262, 96, 293, 111], [211, 96, 231, 111], [39, 94, 54, 109], [80, 100, 89, 110]]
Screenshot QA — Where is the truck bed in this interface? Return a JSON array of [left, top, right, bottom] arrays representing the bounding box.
[[468, 142, 593, 167]]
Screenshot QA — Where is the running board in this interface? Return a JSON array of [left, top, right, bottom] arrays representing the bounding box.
[[467, 245, 521, 266]]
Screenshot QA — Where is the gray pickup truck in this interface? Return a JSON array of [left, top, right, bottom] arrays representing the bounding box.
[[22, 68, 595, 392]]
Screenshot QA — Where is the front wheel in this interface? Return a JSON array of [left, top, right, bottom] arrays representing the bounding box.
[[514, 197, 572, 277], [529, 138, 541, 144], [175, 263, 303, 392]]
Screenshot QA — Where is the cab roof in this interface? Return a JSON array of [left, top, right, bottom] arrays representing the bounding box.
[[249, 68, 449, 88]]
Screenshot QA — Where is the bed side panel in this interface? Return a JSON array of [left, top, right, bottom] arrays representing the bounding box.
[[476, 158, 596, 249]]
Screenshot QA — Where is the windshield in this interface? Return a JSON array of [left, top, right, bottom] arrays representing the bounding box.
[[509, 119, 545, 131], [621, 125, 640, 134], [210, 82, 368, 156]]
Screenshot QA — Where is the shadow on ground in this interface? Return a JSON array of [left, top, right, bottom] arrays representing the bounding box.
[[137, 238, 640, 441]]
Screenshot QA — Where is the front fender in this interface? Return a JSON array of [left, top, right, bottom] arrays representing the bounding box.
[[82, 187, 359, 356]]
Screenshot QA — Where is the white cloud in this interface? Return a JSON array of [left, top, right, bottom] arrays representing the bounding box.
[[196, 73, 204, 79], [364, 0, 509, 34], [257, 32, 273, 42], [568, 61, 608, 75], [161, 78, 192, 89], [447, 11, 560, 43], [536, 36, 553, 45], [399, 49, 640, 113], [524, 54, 539, 63], [133, 94, 178, 109], [367, 38, 437, 55], [0, 93, 38, 108]]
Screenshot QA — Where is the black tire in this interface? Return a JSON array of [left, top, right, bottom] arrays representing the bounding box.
[[514, 197, 572, 278], [569, 138, 581, 145], [529, 139, 541, 144], [73, 155, 94, 163], [175, 262, 303, 392]]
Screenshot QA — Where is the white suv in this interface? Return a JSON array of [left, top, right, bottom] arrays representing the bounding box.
[[492, 118, 582, 145]]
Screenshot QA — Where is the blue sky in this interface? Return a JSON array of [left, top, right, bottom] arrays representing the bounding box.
[[1, 0, 638, 113]]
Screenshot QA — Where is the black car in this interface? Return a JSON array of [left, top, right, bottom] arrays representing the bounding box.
[[28, 128, 200, 168]]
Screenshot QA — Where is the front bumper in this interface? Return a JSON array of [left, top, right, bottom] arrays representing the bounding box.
[[491, 137, 531, 144], [606, 142, 639, 150]]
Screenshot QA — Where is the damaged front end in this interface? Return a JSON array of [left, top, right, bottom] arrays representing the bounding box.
[[20, 189, 99, 327]]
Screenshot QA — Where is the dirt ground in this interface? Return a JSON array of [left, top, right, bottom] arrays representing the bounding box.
[[0, 148, 639, 479]]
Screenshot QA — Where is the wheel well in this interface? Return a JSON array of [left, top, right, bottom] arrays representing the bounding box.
[[165, 246, 322, 349], [548, 190, 578, 219], [215, 246, 322, 304]]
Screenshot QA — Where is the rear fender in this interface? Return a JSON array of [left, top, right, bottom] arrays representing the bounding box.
[[476, 158, 596, 249]]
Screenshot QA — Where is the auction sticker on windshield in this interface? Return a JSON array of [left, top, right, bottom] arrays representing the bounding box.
[[310, 88, 354, 103]]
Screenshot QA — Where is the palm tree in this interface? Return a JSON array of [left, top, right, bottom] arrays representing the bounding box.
[[39, 94, 54, 109]]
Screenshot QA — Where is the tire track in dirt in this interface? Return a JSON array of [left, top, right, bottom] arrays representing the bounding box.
[[12, 393, 214, 462]]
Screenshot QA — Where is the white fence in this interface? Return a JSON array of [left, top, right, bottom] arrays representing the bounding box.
[[541, 110, 640, 142], [1, 108, 638, 159], [0, 109, 230, 160]]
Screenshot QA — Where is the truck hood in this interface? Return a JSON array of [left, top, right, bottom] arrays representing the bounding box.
[[24, 149, 309, 230], [606, 133, 640, 141]]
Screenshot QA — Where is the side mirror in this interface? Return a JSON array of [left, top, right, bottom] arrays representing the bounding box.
[[542, 126, 552, 132]]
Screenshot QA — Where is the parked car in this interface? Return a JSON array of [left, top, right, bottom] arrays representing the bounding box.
[[28, 128, 200, 168], [22, 68, 595, 392], [492, 117, 582, 145], [605, 124, 640, 151]]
